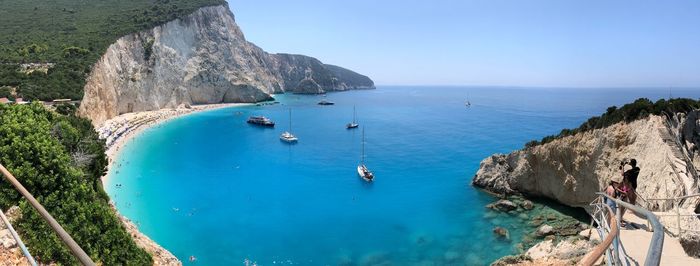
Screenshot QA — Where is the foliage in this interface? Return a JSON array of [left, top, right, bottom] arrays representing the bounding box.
[[0, 103, 150, 264], [0, 0, 227, 101], [525, 98, 700, 148], [0, 86, 14, 100], [142, 37, 155, 61]]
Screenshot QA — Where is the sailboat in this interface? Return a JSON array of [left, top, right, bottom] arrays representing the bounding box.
[[465, 93, 471, 108], [346, 105, 359, 129], [357, 128, 374, 181], [280, 108, 298, 143]]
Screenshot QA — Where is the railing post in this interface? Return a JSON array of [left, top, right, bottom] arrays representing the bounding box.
[[614, 205, 621, 264], [0, 164, 95, 266], [676, 198, 682, 235]]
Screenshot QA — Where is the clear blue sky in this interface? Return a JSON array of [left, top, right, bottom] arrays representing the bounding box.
[[228, 0, 700, 87]]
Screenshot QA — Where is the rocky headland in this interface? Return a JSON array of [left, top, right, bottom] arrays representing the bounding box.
[[473, 108, 700, 262], [78, 5, 374, 127]]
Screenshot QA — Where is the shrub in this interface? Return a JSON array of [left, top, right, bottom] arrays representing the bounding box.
[[524, 98, 700, 149], [0, 103, 151, 264]]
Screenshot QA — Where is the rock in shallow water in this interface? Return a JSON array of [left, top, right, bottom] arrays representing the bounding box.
[[488, 199, 518, 212], [536, 224, 554, 237], [520, 200, 535, 210], [493, 226, 510, 239]]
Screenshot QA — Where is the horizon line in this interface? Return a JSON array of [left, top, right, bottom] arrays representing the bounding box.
[[373, 84, 700, 90]]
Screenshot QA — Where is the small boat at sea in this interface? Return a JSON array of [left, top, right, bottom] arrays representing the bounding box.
[[247, 116, 275, 127], [318, 99, 335, 105], [346, 105, 359, 129], [357, 128, 374, 182], [280, 109, 298, 143]]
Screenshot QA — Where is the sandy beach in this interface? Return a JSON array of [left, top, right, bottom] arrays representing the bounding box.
[[97, 103, 248, 265], [99, 103, 248, 182]]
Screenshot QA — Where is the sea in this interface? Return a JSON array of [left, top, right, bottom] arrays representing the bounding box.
[[106, 86, 700, 265]]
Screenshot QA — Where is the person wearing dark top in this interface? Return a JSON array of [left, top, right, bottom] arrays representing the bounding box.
[[623, 159, 641, 190], [619, 159, 641, 224]]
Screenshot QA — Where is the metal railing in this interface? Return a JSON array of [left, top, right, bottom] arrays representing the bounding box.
[[645, 193, 700, 235], [0, 163, 95, 266], [580, 201, 620, 265], [582, 193, 665, 266], [0, 207, 37, 266]]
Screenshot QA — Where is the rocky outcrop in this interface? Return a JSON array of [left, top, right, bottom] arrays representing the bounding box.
[[473, 113, 700, 212], [79, 5, 374, 126]]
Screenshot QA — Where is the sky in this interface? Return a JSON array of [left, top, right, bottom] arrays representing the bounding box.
[[228, 0, 700, 87]]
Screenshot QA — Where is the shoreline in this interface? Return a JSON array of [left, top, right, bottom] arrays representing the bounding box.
[[97, 103, 249, 265], [99, 103, 248, 183]]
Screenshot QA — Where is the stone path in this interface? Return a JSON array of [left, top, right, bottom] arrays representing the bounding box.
[[618, 212, 699, 265]]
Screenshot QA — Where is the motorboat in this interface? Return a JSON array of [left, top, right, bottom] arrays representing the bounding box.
[[247, 116, 275, 127]]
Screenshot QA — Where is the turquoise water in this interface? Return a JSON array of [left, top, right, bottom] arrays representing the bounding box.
[[106, 87, 700, 265]]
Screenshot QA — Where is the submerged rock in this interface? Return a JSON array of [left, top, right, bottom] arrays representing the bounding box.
[[520, 200, 535, 210], [359, 252, 391, 266], [536, 224, 554, 237], [443, 251, 461, 262], [488, 199, 517, 212], [493, 226, 510, 239]]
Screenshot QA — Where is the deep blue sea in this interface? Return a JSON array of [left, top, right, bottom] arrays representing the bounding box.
[[106, 86, 700, 265]]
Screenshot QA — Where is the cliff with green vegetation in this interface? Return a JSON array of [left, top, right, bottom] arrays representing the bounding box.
[[474, 97, 700, 262], [474, 98, 700, 210], [0, 0, 226, 101], [78, 4, 374, 126], [524, 98, 700, 148], [0, 103, 151, 264]]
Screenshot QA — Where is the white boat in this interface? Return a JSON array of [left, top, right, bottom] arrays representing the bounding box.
[[280, 109, 298, 143], [357, 128, 374, 181], [357, 164, 374, 182], [346, 105, 359, 129]]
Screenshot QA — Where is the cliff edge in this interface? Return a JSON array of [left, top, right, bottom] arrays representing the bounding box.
[[78, 5, 374, 126], [472, 112, 700, 212]]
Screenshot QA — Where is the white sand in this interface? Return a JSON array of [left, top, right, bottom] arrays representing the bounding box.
[[99, 103, 248, 183]]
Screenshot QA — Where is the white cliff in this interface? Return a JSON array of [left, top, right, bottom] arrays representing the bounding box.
[[472, 113, 700, 212], [79, 5, 374, 126]]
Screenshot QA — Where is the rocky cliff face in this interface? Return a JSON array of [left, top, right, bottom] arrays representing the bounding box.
[[79, 5, 374, 126], [472, 112, 700, 212]]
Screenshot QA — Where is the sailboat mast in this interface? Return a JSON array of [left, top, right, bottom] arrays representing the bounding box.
[[353, 105, 357, 123], [361, 128, 365, 164], [288, 108, 292, 131]]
